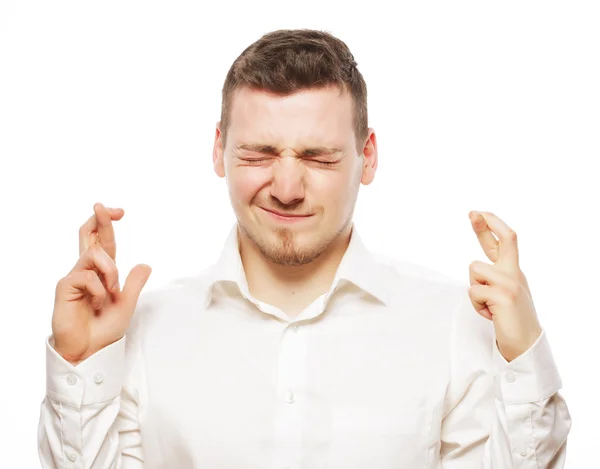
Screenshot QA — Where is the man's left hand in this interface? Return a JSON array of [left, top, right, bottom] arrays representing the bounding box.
[[468, 211, 543, 362]]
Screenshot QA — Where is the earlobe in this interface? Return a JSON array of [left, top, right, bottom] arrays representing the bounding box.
[[214, 156, 225, 178], [361, 164, 375, 185]]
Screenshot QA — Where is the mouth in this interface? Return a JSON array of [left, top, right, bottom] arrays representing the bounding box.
[[260, 207, 314, 222]]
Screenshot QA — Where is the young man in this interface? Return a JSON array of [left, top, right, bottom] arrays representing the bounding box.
[[39, 29, 571, 468]]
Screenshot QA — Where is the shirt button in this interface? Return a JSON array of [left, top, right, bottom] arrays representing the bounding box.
[[291, 324, 299, 332], [66, 374, 78, 386], [286, 391, 295, 404], [67, 452, 78, 462], [93, 372, 104, 384], [520, 449, 527, 457], [505, 371, 516, 383]]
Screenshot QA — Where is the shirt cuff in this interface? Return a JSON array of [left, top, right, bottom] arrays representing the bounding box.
[[493, 329, 563, 405], [46, 336, 126, 408]]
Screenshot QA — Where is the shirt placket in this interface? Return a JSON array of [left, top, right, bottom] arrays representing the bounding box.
[[269, 302, 327, 469]]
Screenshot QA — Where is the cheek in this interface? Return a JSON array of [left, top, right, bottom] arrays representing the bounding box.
[[312, 170, 357, 211], [228, 167, 271, 205]]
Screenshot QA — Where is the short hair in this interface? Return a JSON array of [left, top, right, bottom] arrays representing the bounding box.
[[220, 28, 368, 154]]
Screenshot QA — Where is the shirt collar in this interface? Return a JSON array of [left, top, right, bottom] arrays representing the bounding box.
[[205, 223, 391, 307], [206, 224, 251, 299]]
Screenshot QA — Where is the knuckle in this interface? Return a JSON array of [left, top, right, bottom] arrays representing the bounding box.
[[88, 243, 102, 256], [84, 270, 97, 282], [79, 221, 92, 235], [503, 281, 520, 299], [56, 273, 78, 292], [94, 288, 106, 301], [55, 276, 68, 291], [106, 265, 118, 280]]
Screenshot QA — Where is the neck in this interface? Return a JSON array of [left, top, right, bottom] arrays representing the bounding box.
[[239, 226, 353, 319]]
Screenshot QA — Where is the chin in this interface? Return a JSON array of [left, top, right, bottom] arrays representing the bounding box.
[[243, 223, 328, 266]]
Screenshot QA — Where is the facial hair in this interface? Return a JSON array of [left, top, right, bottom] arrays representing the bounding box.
[[238, 214, 352, 266]]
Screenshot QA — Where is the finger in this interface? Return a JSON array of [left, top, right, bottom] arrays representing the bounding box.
[[120, 264, 152, 314], [467, 284, 494, 320], [469, 211, 500, 263], [94, 203, 119, 261], [72, 244, 121, 293], [79, 206, 124, 256], [61, 270, 108, 310], [79, 205, 124, 257], [469, 260, 507, 287], [475, 211, 519, 267]]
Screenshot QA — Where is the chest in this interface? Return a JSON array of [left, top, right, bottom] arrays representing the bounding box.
[[139, 303, 450, 468]]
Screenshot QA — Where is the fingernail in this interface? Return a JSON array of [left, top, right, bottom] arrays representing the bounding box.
[[113, 281, 120, 291]]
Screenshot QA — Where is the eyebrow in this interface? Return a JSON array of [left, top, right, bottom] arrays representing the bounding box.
[[236, 144, 343, 156]]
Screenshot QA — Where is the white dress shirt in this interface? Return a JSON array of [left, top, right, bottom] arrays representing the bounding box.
[[38, 224, 571, 468]]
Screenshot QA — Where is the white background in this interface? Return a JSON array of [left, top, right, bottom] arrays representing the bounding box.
[[0, 1, 598, 467]]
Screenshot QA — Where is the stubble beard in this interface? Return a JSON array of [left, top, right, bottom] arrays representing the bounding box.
[[239, 215, 352, 266]]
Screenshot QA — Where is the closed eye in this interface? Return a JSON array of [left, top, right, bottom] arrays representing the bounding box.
[[311, 160, 337, 165], [241, 158, 271, 163], [238, 151, 340, 166], [242, 158, 335, 165]]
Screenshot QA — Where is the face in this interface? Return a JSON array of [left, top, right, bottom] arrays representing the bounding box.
[[213, 85, 378, 266]]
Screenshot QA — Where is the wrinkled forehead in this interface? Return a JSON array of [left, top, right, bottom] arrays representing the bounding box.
[[227, 86, 355, 148]]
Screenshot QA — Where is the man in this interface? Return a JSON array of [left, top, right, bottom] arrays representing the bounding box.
[[38, 29, 571, 468]]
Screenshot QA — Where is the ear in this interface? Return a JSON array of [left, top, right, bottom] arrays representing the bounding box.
[[213, 121, 226, 178], [360, 128, 378, 185]]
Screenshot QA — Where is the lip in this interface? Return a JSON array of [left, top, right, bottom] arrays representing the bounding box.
[[260, 207, 314, 222]]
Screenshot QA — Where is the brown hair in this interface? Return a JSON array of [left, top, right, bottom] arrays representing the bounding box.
[[219, 29, 368, 154]]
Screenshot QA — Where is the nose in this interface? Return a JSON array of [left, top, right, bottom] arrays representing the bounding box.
[[269, 156, 305, 206]]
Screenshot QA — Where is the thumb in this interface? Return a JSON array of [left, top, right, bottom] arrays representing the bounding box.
[[120, 264, 152, 313]]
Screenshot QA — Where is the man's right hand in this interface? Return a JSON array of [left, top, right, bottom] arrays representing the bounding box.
[[51, 203, 152, 365]]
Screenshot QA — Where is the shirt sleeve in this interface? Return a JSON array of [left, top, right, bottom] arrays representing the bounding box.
[[440, 286, 572, 468], [38, 303, 147, 468]]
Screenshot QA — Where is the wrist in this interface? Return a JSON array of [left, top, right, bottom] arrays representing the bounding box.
[[50, 336, 88, 365]]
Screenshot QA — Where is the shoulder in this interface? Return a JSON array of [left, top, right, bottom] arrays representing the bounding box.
[[127, 265, 216, 334], [372, 249, 466, 292], [373, 253, 493, 337], [367, 250, 470, 319]]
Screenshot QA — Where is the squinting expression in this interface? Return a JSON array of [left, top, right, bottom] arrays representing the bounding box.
[[213, 85, 377, 266]]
